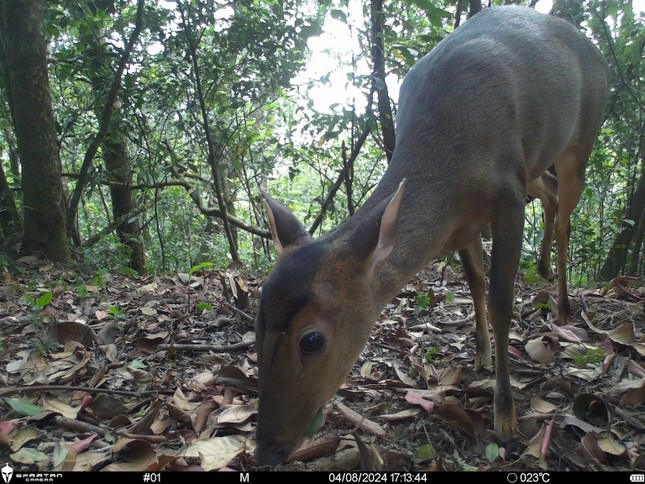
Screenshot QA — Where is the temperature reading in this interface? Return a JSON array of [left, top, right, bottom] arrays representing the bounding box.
[[507, 473, 550, 484]]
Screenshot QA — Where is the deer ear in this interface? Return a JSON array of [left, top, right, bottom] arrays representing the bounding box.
[[350, 179, 406, 273], [262, 192, 312, 254]]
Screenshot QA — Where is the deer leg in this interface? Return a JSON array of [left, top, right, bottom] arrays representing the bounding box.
[[528, 171, 558, 282], [459, 238, 491, 370], [554, 147, 588, 319], [489, 195, 524, 444]]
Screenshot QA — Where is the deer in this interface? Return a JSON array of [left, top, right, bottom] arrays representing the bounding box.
[[254, 6, 609, 466]]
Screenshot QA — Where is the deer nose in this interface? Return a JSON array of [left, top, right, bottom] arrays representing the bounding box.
[[254, 438, 291, 466]]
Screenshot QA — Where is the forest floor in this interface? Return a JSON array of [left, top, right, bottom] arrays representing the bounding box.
[[0, 255, 644, 473]]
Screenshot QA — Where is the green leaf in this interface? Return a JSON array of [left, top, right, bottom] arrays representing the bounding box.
[[129, 359, 147, 370], [304, 408, 324, 438], [196, 302, 214, 311], [330, 9, 347, 23], [4, 397, 45, 416], [485, 442, 500, 462], [415, 443, 436, 461], [108, 306, 125, 318], [37, 292, 53, 308], [189, 261, 214, 276]]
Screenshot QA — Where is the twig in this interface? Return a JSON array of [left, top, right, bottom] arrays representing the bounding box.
[[225, 302, 255, 322], [54, 416, 110, 437], [157, 340, 255, 352], [0, 384, 173, 398]]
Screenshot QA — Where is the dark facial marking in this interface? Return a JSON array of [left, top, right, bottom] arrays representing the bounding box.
[[261, 240, 328, 331]]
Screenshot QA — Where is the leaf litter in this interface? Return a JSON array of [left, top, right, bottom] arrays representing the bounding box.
[[0, 256, 644, 472]]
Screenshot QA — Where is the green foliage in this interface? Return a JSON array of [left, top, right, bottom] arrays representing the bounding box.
[[3, 397, 45, 417], [128, 359, 147, 370], [0, 0, 640, 284], [24, 292, 53, 312], [189, 261, 214, 277], [108, 306, 126, 319], [485, 442, 500, 462], [195, 302, 214, 312], [414, 443, 436, 461], [414, 293, 432, 315], [32, 338, 62, 356], [423, 346, 437, 361], [573, 348, 606, 368]]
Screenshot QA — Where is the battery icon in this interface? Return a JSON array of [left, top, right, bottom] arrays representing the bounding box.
[[630, 475, 644, 482]]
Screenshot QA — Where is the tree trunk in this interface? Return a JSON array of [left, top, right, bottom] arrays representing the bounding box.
[[0, 158, 21, 249], [370, 0, 396, 163], [0, 0, 70, 263], [85, 1, 146, 274], [599, 152, 645, 279]]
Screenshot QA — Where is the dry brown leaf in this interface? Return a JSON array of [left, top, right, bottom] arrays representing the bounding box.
[[50, 321, 98, 346], [549, 323, 589, 343], [353, 432, 383, 471], [9, 426, 40, 452], [108, 438, 157, 470], [392, 360, 416, 386], [572, 392, 611, 427], [437, 366, 464, 386], [288, 436, 341, 464], [580, 432, 607, 465], [404, 390, 435, 414], [192, 398, 219, 433], [88, 395, 128, 419], [619, 379, 645, 405], [529, 396, 557, 414], [525, 335, 559, 363], [435, 402, 479, 438], [41, 396, 80, 419], [180, 435, 250, 470], [597, 432, 627, 457], [215, 404, 256, 425]]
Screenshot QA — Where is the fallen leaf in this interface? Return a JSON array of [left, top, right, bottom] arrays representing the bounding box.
[[181, 435, 250, 470], [405, 390, 435, 414], [525, 335, 558, 363]]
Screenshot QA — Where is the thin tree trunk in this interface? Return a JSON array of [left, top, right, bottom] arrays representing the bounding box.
[[370, 0, 395, 163], [179, 4, 240, 262], [0, 159, 20, 248], [65, 0, 145, 243], [84, 0, 146, 274]]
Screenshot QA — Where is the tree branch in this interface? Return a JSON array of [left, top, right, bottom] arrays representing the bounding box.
[[66, 0, 146, 241]]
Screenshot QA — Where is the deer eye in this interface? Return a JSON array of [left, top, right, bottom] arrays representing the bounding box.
[[299, 331, 325, 354]]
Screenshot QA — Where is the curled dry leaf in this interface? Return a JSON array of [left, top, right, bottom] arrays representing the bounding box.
[[572, 392, 611, 427], [580, 432, 607, 465], [405, 390, 435, 414], [88, 395, 128, 419], [435, 402, 482, 438], [288, 436, 341, 464], [549, 322, 589, 343], [525, 335, 559, 364], [215, 404, 256, 426], [619, 379, 645, 406], [353, 431, 383, 471], [529, 396, 557, 414], [49, 321, 98, 346]]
